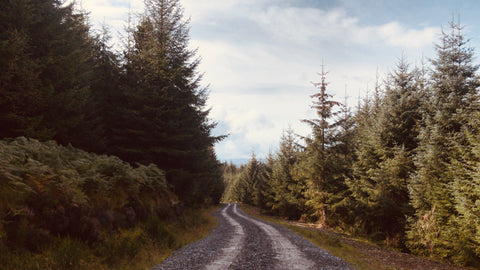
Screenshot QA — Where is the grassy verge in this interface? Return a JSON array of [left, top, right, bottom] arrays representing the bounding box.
[[285, 224, 382, 270], [0, 206, 219, 270], [239, 204, 470, 270]]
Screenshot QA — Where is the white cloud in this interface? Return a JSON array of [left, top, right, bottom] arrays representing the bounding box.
[[182, 0, 270, 23], [208, 91, 314, 159], [255, 7, 359, 44], [78, 0, 144, 43], [190, 3, 440, 160], [74, 0, 443, 161], [253, 5, 439, 49], [377, 22, 438, 48]]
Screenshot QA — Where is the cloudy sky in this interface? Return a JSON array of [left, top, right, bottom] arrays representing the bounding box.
[[78, 0, 480, 163]]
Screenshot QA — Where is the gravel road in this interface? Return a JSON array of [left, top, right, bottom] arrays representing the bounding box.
[[154, 203, 352, 270]]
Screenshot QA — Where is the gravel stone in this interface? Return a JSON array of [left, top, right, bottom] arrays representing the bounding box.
[[153, 204, 353, 270]]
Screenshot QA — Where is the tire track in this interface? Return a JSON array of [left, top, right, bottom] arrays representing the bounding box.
[[155, 204, 351, 270], [232, 205, 316, 270], [205, 203, 244, 270]]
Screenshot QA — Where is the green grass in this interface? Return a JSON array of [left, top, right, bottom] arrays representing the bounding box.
[[286, 226, 383, 270]]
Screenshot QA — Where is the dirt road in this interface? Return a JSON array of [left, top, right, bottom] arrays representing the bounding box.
[[155, 203, 352, 270]]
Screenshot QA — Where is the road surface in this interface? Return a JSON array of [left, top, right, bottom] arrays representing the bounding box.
[[155, 203, 352, 270]]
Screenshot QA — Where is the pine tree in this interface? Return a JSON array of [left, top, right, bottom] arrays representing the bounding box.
[[86, 26, 122, 154], [269, 128, 307, 219], [114, 0, 224, 205], [337, 89, 357, 167], [235, 154, 264, 205], [448, 108, 480, 266], [261, 152, 276, 211], [301, 66, 347, 227], [347, 88, 381, 208], [347, 57, 423, 243], [408, 19, 480, 261], [0, 0, 95, 145]]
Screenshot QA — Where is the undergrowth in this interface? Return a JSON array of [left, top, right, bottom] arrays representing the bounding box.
[[0, 137, 219, 269], [0, 206, 218, 270]]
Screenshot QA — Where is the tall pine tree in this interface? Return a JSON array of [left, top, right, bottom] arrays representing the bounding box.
[[0, 0, 95, 146], [408, 19, 480, 261], [114, 0, 223, 205], [302, 66, 347, 227], [348, 57, 422, 245], [269, 128, 307, 219]]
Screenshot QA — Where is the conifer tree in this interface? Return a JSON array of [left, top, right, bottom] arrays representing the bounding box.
[[301, 66, 347, 227], [261, 152, 276, 211], [350, 58, 421, 243], [86, 26, 122, 154], [235, 154, 264, 205], [346, 57, 425, 243], [115, 0, 223, 205], [0, 0, 95, 146], [347, 90, 381, 210], [448, 108, 480, 266], [328, 91, 357, 229], [408, 20, 480, 260], [269, 128, 307, 219]]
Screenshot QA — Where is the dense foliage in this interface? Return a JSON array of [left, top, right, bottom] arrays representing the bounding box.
[[2, 0, 480, 266], [223, 20, 480, 266], [0, 0, 224, 206], [0, 137, 175, 251], [0, 0, 224, 265], [0, 138, 216, 269], [0, 0, 97, 146]]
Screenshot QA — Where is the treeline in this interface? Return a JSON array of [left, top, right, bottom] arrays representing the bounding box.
[[224, 20, 480, 267], [0, 0, 224, 206]]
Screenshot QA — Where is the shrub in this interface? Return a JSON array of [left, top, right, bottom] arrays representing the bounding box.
[[48, 237, 91, 270], [144, 215, 176, 248], [97, 227, 147, 266], [0, 137, 177, 250]]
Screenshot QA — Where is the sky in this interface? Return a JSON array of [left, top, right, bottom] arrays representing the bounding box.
[[77, 0, 480, 163]]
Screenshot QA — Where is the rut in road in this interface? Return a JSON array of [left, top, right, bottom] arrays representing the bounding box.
[[155, 203, 352, 270], [205, 204, 244, 270], [231, 204, 315, 270]]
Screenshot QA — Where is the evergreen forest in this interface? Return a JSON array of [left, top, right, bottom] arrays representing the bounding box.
[[1, 0, 480, 268], [223, 20, 480, 267], [0, 0, 223, 268]]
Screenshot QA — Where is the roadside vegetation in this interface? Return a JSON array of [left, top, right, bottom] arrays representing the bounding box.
[[240, 204, 473, 270], [223, 18, 480, 268], [1, 0, 223, 268], [3, 0, 480, 267], [0, 207, 217, 270], [0, 137, 218, 269]]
